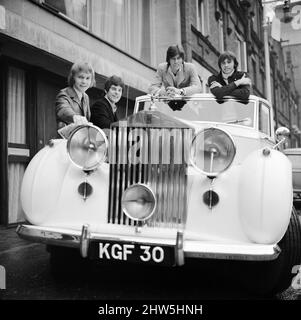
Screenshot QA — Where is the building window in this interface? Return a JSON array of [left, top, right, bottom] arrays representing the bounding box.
[[233, 32, 247, 72], [7, 67, 26, 144], [251, 57, 257, 87], [260, 71, 265, 95], [251, 2, 259, 34], [218, 18, 224, 52], [196, 0, 209, 36], [91, 0, 151, 64], [42, 0, 88, 27], [7, 66, 28, 224]]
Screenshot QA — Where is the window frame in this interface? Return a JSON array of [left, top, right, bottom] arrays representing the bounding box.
[[251, 55, 257, 87], [234, 31, 247, 72], [196, 0, 210, 36], [39, 0, 90, 29], [218, 18, 224, 53], [0, 57, 37, 225], [258, 101, 272, 137]]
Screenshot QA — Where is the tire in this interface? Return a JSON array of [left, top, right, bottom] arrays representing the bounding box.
[[237, 208, 301, 296], [293, 196, 301, 211], [47, 245, 87, 277], [272, 207, 301, 293]]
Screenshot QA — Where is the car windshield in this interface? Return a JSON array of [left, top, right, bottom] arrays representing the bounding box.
[[138, 98, 255, 128]]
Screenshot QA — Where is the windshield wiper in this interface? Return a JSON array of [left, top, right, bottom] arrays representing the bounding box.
[[226, 117, 252, 125]]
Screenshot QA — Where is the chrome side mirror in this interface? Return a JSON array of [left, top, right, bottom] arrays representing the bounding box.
[[274, 127, 290, 149]]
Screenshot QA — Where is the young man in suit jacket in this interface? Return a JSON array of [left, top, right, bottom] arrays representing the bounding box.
[[149, 45, 202, 97], [90, 75, 124, 130], [55, 61, 95, 132]]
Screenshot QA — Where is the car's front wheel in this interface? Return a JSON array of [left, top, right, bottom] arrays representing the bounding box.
[[237, 207, 301, 296]]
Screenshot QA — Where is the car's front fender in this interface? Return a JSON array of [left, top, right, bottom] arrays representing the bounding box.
[[239, 148, 292, 244], [21, 139, 109, 226]]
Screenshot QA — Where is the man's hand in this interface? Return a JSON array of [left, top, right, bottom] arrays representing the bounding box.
[[166, 86, 182, 97], [234, 74, 252, 87], [209, 81, 223, 89], [73, 115, 88, 125]]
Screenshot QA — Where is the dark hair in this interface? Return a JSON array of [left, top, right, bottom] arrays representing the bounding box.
[[166, 45, 185, 66], [218, 51, 238, 70], [104, 75, 125, 92], [68, 61, 95, 87]]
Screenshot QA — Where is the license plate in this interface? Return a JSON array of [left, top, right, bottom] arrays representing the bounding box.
[[89, 241, 175, 266]]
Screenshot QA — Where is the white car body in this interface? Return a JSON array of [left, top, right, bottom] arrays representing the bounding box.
[[18, 94, 294, 266]]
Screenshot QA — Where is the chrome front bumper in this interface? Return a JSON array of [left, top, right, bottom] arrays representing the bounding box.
[[16, 224, 281, 263]]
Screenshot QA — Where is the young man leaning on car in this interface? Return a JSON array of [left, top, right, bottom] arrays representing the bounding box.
[[207, 51, 251, 101]]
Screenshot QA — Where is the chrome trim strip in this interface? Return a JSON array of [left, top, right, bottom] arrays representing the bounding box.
[[185, 250, 280, 261], [158, 133, 164, 225], [175, 231, 184, 266], [120, 126, 127, 225], [79, 224, 90, 258], [127, 127, 132, 226], [151, 129, 159, 227], [137, 128, 143, 183], [185, 243, 281, 261], [115, 127, 122, 224], [16, 225, 81, 248], [169, 131, 175, 228], [17, 225, 281, 261], [108, 127, 116, 223]]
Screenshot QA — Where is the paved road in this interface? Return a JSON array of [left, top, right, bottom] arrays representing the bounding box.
[[0, 227, 299, 300]]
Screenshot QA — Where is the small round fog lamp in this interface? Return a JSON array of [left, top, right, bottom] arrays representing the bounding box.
[[203, 190, 219, 208], [122, 184, 156, 221]]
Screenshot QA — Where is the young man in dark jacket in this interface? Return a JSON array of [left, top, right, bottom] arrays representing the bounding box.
[[90, 75, 124, 130], [207, 51, 251, 101]]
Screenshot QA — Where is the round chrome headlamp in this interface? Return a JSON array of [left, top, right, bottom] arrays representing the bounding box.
[[190, 127, 236, 176], [67, 125, 108, 171], [122, 184, 156, 222]]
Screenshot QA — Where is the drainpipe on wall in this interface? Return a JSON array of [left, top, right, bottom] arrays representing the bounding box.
[[263, 14, 272, 104]]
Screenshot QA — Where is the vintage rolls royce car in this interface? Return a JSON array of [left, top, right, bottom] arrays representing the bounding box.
[[283, 148, 301, 211], [17, 93, 301, 295]]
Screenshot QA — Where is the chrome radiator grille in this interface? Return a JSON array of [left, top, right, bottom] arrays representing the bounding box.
[[108, 123, 192, 228]]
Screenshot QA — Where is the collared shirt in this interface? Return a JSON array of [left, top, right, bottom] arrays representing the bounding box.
[[73, 86, 83, 103], [167, 64, 184, 88]]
